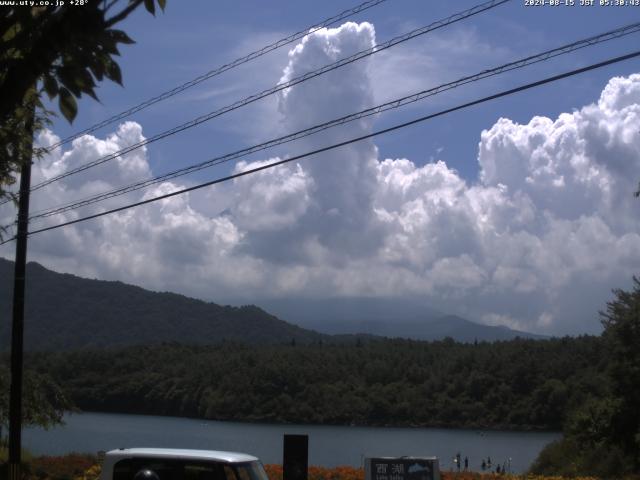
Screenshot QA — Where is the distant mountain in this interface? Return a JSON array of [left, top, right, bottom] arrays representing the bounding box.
[[0, 258, 325, 351], [260, 297, 547, 342], [0, 258, 545, 351]]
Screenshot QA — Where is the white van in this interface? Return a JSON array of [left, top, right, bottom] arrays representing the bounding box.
[[99, 448, 270, 480]]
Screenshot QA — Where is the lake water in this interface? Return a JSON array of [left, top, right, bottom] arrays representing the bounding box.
[[23, 412, 559, 474]]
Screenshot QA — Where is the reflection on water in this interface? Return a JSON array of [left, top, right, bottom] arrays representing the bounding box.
[[23, 412, 560, 474]]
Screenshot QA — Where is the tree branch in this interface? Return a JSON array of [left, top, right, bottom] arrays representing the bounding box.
[[105, 0, 144, 28], [104, 0, 123, 13]]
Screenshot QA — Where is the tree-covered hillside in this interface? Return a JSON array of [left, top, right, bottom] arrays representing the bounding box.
[[27, 335, 606, 431], [0, 259, 324, 350]]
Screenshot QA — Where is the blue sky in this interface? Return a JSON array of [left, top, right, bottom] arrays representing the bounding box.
[[48, 0, 640, 181], [3, 0, 640, 336]]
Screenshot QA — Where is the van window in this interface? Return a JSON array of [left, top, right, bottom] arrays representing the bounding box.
[[112, 459, 268, 480], [113, 458, 225, 480], [233, 462, 268, 480]]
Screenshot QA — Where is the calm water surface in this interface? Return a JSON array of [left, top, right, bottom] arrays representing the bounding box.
[[23, 412, 559, 474]]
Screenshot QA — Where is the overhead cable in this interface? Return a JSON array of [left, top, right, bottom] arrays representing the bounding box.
[[0, 48, 635, 246], [27, 0, 512, 192], [46, 0, 391, 151], [25, 21, 640, 221]]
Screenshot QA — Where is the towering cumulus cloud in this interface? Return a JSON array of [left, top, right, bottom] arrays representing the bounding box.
[[232, 22, 381, 261], [1, 23, 640, 335]]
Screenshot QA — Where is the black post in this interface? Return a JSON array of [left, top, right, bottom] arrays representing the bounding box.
[[283, 434, 308, 480], [8, 106, 34, 480]]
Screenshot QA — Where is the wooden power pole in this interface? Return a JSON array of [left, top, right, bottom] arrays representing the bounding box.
[[8, 104, 35, 480]]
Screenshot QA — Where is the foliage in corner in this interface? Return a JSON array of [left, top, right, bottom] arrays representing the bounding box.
[[530, 278, 640, 478], [0, 365, 74, 437], [0, 0, 166, 203], [600, 277, 640, 470]]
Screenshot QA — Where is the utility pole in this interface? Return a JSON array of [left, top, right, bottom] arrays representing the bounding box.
[[8, 102, 35, 480]]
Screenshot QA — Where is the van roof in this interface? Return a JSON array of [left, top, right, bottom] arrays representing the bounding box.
[[105, 448, 259, 463]]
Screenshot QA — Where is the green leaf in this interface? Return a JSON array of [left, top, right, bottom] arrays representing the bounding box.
[[82, 70, 98, 101], [89, 55, 106, 81], [77, 67, 97, 97], [105, 58, 122, 85], [34, 96, 45, 110], [144, 0, 156, 15], [58, 87, 77, 123], [157, 0, 166, 11], [42, 75, 58, 100], [101, 39, 120, 56], [57, 66, 82, 97], [109, 29, 136, 45]]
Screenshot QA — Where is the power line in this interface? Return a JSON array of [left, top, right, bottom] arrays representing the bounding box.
[[26, 0, 512, 193], [46, 0, 391, 151], [0, 48, 636, 246], [24, 21, 640, 222]]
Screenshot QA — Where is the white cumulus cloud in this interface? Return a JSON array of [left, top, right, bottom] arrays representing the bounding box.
[[2, 25, 640, 336]]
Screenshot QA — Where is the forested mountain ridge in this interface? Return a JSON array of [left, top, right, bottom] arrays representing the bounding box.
[[0, 258, 325, 350], [296, 314, 546, 342], [0, 258, 544, 350], [27, 335, 607, 431]]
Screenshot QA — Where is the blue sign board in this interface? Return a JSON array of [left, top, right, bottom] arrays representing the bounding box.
[[365, 457, 440, 480]]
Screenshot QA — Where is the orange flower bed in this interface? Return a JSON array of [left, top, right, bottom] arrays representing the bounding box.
[[265, 464, 365, 480], [262, 466, 600, 480], [25, 454, 97, 480], [13, 457, 607, 480]]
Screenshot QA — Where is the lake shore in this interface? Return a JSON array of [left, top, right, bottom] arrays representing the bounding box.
[[22, 412, 561, 473], [74, 408, 561, 434]]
